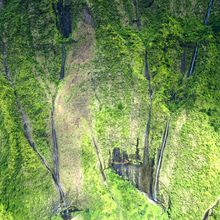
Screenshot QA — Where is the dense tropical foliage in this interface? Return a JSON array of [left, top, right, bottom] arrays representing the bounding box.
[[0, 0, 220, 219]]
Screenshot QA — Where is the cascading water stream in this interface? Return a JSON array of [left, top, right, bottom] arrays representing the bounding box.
[[187, 47, 198, 77], [204, 0, 214, 25], [60, 44, 66, 80], [51, 98, 66, 205], [187, 0, 214, 77], [153, 121, 170, 201], [1, 39, 69, 216], [202, 197, 220, 220]]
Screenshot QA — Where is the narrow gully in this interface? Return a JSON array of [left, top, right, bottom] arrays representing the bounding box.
[[92, 136, 106, 182], [180, 46, 186, 73], [53, 0, 72, 80], [132, 0, 142, 31], [51, 98, 66, 204], [142, 50, 154, 198], [187, 46, 198, 77], [153, 121, 170, 201], [143, 51, 152, 169], [60, 44, 66, 80]]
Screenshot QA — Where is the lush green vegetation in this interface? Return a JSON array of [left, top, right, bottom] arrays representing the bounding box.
[[80, 135, 168, 219], [0, 0, 220, 219], [0, 1, 61, 219]]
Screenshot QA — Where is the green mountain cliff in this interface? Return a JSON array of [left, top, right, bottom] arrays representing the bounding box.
[[0, 0, 220, 219]]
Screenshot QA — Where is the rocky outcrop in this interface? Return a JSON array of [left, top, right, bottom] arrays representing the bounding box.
[[82, 5, 93, 26], [54, 0, 72, 38], [112, 147, 142, 189]]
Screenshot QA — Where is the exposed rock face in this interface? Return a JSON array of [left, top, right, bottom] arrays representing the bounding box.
[[113, 163, 142, 188], [112, 148, 121, 163], [54, 0, 72, 38], [82, 5, 93, 26], [112, 148, 143, 189]]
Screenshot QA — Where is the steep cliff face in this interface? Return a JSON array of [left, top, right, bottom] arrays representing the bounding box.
[[0, 0, 220, 219]]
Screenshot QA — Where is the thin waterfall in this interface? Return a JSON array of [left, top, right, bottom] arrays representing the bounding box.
[[204, 0, 214, 25], [51, 98, 66, 204], [1, 39, 67, 210], [187, 47, 198, 77], [187, 0, 214, 77], [153, 121, 169, 201]]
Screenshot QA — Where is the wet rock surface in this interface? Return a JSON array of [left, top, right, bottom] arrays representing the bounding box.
[[54, 0, 72, 38], [111, 147, 143, 189], [82, 5, 93, 26]]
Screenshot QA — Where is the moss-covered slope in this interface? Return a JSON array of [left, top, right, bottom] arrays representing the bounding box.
[[0, 0, 219, 219]]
